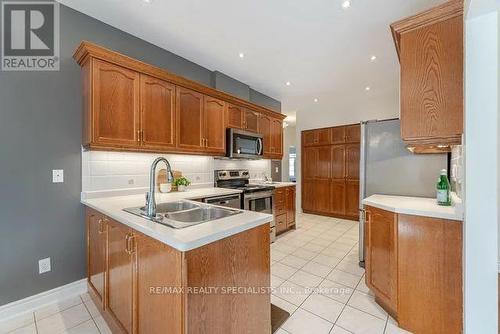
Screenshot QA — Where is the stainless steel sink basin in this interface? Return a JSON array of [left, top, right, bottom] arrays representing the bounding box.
[[123, 200, 242, 229]]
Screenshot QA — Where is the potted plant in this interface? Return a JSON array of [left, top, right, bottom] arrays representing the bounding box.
[[174, 176, 191, 192]]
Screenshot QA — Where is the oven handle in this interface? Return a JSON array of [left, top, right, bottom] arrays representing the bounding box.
[[244, 191, 274, 200]]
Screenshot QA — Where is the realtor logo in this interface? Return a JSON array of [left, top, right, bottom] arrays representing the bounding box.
[[1, 1, 59, 71]]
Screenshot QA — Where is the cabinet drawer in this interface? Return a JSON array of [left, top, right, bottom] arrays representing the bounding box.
[[275, 214, 287, 234]]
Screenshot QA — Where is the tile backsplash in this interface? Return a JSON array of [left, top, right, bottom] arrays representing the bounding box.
[[82, 150, 271, 196]]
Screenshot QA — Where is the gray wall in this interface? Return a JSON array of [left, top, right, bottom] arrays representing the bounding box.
[[0, 4, 280, 305]]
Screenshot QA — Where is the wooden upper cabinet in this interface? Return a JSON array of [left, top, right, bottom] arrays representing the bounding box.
[[204, 96, 226, 154], [271, 118, 283, 157], [303, 128, 331, 146], [259, 114, 272, 157], [92, 59, 140, 147], [140, 75, 176, 149], [244, 109, 259, 132], [227, 104, 244, 129], [176, 87, 204, 150], [87, 210, 106, 304], [331, 126, 346, 144], [365, 206, 398, 314], [392, 1, 463, 148], [107, 219, 135, 334], [345, 124, 360, 143]]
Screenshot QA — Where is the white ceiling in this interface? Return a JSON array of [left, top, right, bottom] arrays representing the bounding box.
[[59, 0, 445, 117]]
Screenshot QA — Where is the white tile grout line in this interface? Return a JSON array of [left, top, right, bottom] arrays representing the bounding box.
[[80, 295, 102, 334], [272, 216, 391, 334]]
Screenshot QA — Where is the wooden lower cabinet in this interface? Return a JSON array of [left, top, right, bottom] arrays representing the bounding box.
[[86, 210, 107, 304], [86, 208, 270, 334], [274, 186, 296, 235], [364, 207, 398, 315], [364, 206, 463, 333], [107, 219, 135, 334]]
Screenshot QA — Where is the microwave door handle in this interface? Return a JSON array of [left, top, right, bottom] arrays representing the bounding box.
[[257, 138, 263, 155]]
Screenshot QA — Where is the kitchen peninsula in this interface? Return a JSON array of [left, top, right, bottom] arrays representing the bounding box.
[[83, 189, 273, 334]]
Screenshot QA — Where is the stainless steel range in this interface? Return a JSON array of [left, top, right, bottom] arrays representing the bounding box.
[[214, 169, 276, 242]]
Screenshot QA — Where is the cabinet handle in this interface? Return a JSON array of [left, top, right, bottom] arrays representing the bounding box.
[[98, 218, 107, 234], [205, 138, 208, 147], [125, 234, 134, 254], [137, 130, 140, 142], [128, 234, 136, 254]]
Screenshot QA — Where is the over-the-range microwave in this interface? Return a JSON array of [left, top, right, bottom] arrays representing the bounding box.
[[226, 128, 263, 159]]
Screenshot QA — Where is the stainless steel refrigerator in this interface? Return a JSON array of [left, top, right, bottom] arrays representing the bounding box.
[[358, 119, 448, 265]]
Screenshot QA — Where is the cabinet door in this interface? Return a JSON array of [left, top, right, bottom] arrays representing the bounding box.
[[244, 109, 259, 132], [227, 104, 244, 129], [87, 210, 106, 304], [271, 118, 283, 157], [303, 130, 317, 146], [345, 124, 360, 143], [331, 127, 346, 144], [286, 187, 296, 227], [330, 180, 346, 216], [92, 59, 140, 147], [400, 16, 463, 142], [140, 75, 175, 149], [107, 220, 135, 334], [204, 96, 226, 154], [345, 180, 359, 219], [345, 144, 360, 180], [365, 207, 398, 314], [302, 147, 317, 180], [302, 181, 315, 212], [331, 145, 346, 180], [177, 87, 204, 151], [136, 234, 183, 333], [315, 181, 332, 214], [315, 128, 331, 145], [316, 146, 331, 180], [259, 114, 272, 156]]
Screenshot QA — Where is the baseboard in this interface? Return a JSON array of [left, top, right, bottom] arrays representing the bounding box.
[[0, 279, 87, 321]]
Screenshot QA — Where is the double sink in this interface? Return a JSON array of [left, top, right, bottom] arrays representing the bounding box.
[[124, 200, 242, 229]]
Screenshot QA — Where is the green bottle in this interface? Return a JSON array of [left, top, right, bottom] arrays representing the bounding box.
[[436, 169, 451, 206]]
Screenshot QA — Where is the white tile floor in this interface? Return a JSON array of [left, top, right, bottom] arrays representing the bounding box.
[[272, 213, 412, 334], [0, 294, 111, 334], [0, 213, 412, 334]]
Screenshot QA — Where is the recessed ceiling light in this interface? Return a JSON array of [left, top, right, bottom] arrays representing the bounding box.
[[314, 98, 319, 102], [142, 0, 152, 3], [342, 0, 351, 9], [286, 81, 291, 86], [238, 52, 245, 58], [365, 86, 371, 91], [370, 55, 377, 61]]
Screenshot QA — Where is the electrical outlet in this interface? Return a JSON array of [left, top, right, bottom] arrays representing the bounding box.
[[39, 257, 51, 274], [52, 170, 64, 183]]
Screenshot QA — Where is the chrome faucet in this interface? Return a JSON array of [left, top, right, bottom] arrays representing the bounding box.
[[145, 157, 174, 217]]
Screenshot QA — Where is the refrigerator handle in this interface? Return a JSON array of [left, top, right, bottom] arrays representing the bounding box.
[[359, 121, 367, 209]]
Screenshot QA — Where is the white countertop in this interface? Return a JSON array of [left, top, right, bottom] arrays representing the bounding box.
[[363, 194, 463, 221], [81, 187, 273, 251]]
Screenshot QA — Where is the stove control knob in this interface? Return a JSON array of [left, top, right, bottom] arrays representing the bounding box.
[[242, 172, 249, 176]]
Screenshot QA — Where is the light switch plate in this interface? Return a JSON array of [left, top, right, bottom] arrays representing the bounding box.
[[52, 170, 64, 183], [39, 257, 51, 274]]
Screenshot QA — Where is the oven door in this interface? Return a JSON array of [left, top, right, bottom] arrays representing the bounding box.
[[244, 191, 273, 214], [227, 128, 263, 159]]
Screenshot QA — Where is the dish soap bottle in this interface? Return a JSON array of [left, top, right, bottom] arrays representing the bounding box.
[[436, 169, 451, 206]]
